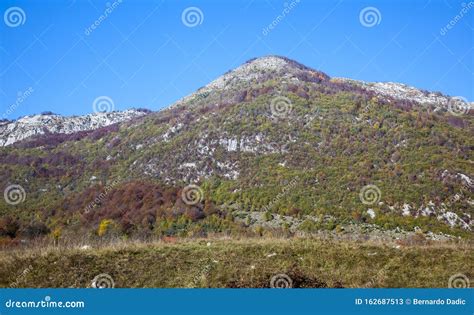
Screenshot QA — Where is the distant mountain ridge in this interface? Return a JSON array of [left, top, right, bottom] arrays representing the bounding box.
[[2, 56, 470, 147], [0, 56, 472, 242], [174, 55, 469, 110], [0, 109, 149, 146]]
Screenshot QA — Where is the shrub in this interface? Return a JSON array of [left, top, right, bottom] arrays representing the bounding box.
[[0, 217, 20, 238], [98, 219, 113, 237], [325, 219, 336, 231], [51, 227, 62, 245], [264, 211, 273, 221], [299, 219, 319, 233], [23, 222, 50, 238], [40, 111, 57, 115]]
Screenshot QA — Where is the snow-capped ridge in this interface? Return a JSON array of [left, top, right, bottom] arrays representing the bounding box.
[[172, 55, 467, 111], [0, 109, 149, 146], [332, 78, 465, 108]]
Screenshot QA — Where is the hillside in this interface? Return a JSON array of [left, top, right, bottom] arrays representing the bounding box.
[[0, 56, 473, 245]]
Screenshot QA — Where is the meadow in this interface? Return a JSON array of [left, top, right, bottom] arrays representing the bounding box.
[[0, 237, 472, 288]]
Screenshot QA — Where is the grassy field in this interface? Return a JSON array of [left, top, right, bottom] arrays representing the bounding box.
[[0, 238, 472, 288]]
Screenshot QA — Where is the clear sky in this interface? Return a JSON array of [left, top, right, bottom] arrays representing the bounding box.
[[0, 0, 473, 119]]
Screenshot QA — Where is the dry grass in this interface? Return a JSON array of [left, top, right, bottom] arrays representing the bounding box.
[[0, 237, 472, 288]]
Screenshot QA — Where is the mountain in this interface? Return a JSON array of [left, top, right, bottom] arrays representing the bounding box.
[[0, 109, 149, 146], [0, 56, 472, 243]]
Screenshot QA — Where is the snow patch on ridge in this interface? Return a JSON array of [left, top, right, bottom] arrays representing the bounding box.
[[332, 78, 452, 107], [0, 110, 148, 146]]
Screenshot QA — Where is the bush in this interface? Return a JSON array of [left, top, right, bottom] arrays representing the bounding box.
[[264, 211, 273, 221], [325, 219, 336, 231], [98, 219, 114, 237], [51, 227, 62, 245], [0, 217, 20, 238], [299, 219, 319, 233], [23, 222, 50, 238]]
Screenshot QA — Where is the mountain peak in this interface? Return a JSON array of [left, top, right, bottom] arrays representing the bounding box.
[[239, 55, 331, 79], [243, 55, 320, 72], [173, 55, 330, 108], [242, 55, 297, 70]]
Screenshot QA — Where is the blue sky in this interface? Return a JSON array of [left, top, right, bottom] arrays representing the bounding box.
[[0, 0, 473, 119]]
